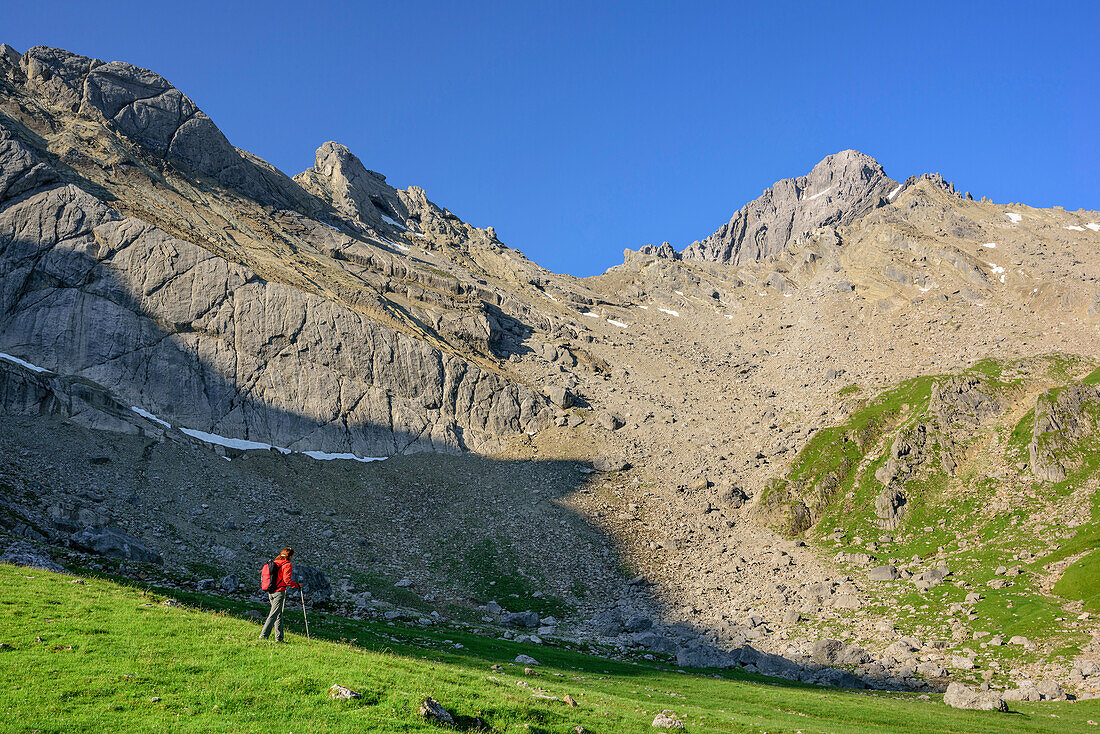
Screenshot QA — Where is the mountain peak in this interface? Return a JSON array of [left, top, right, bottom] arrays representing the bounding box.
[[294, 141, 409, 228], [678, 149, 898, 265]]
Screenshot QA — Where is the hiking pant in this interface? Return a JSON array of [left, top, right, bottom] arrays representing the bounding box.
[[260, 590, 287, 641]]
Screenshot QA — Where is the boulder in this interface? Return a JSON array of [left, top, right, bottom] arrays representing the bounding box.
[[220, 574, 239, 593], [69, 527, 162, 565], [676, 643, 739, 669], [651, 710, 684, 729], [418, 697, 454, 725], [1036, 680, 1066, 701], [868, 564, 899, 581], [598, 412, 624, 431], [501, 610, 540, 628], [592, 456, 630, 472], [811, 639, 844, 665], [292, 565, 332, 603], [943, 682, 1007, 711], [548, 386, 573, 408], [623, 615, 653, 633], [514, 654, 540, 665]]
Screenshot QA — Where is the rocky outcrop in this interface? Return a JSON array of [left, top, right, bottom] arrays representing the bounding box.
[[2, 46, 315, 210], [293, 141, 411, 231], [1029, 384, 1100, 482], [0, 55, 551, 456], [679, 150, 898, 265], [70, 526, 162, 564]]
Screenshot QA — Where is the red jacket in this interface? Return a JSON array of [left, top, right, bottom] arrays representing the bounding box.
[[274, 558, 300, 591]]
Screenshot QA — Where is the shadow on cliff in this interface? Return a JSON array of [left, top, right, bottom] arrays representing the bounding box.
[[0, 236, 887, 692]]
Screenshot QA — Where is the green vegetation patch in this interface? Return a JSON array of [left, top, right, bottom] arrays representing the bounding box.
[[1, 565, 1094, 733], [1054, 549, 1100, 613]]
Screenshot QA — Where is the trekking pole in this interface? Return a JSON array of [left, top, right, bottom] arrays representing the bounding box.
[[299, 587, 310, 640]]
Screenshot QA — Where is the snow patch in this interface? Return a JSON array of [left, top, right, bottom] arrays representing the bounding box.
[[1087, 223, 1100, 232], [178, 428, 285, 453], [887, 184, 902, 201], [607, 319, 629, 328], [657, 308, 680, 317], [130, 407, 171, 429], [674, 290, 684, 296], [1065, 225, 1085, 231], [0, 352, 50, 374], [806, 186, 833, 201], [582, 311, 600, 318], [981, 242, 997, 248], [989, 263, 1005, 274], [379, 235, 409, 252], [381, 214, 406, 230], [1005, 211, 1023, 224], [638, 305, 649, 310], [301, 450, 386, 463]]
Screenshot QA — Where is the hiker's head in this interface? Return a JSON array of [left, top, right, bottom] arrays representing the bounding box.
[[277, 547, 294, 561]]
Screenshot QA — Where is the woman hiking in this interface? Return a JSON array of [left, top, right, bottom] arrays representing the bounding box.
[[260, 547, 301, 642]]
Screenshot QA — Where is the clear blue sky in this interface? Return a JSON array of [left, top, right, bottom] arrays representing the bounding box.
[[6, 1, 1098, 276]]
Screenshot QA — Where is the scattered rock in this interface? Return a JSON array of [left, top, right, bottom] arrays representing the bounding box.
[[514, 654, 540, 665], [1, 541, 66, 573], [328, 684, 362, 700], [418, 697, 455, 725]]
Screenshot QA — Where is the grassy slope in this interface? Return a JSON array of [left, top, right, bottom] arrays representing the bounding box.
[[761, 355, 1100, 673], [1, 566, 1095, 733]]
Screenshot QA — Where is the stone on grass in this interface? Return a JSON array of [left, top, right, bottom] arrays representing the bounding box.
[[868, 564, 899, 581], [328, 684, 362, 700], [418, 697, 454, 725], [515, 654, 540, 665], [943, 682, 1007, 711], [652, 709, 684, 729]]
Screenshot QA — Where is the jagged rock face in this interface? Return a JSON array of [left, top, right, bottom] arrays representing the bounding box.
[[679, 150, 899, 265], [1, 46, 319, 211], [0, 47, 551, 456], [1029, 384, 1100, 482], [294, 141, 410, 229]]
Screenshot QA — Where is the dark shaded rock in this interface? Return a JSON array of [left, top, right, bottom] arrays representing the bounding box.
[[69, 526, 162, 565], [501, 610, 540, 628]]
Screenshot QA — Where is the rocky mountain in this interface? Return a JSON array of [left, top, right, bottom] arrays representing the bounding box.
[[2, 44, 1100, 698], [644, 149, 903, 265]]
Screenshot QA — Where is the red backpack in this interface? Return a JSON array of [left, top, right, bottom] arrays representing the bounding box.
[[260, 559, 281, 592]]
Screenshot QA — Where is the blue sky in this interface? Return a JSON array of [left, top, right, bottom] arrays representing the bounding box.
[[5, 1, 1097, 276]]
